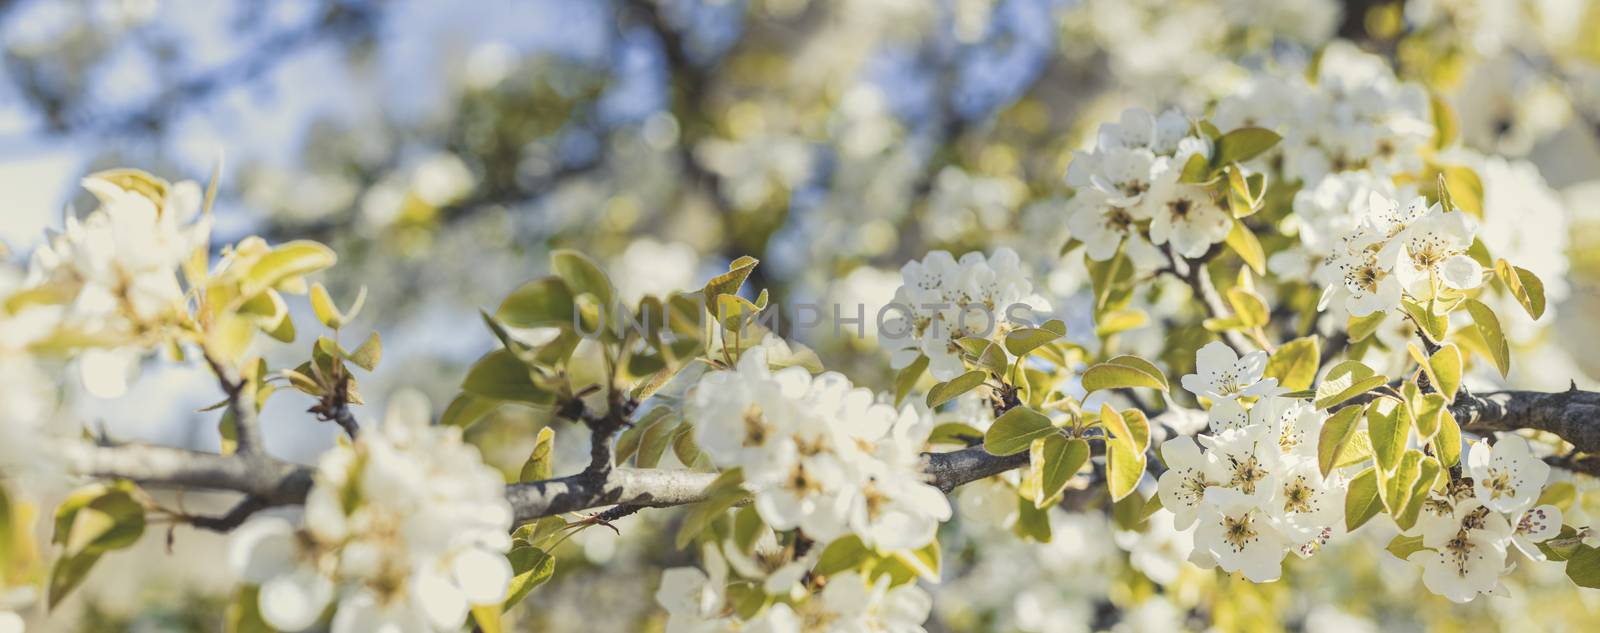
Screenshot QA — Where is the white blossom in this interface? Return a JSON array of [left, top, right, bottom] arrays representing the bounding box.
[[879, 249, 1048, 381], [1510, 504, 1562, 561], [1466, 435, 1550, 514], [1410, 494, 1513, 603], [230, 395, 513, 632], [686, 336, 951, 549], [1180, 341, 1279, 402], [1377, 202, 1484, 298]]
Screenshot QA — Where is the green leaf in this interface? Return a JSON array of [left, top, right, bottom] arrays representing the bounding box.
[[1347, 312, 1388, 342], [984, 407, 1057, 456], [703, 256, 760, 315], [519, 427, 556, 482], [928, 422, 984, 446], [1178, 152, 1212, 183], [634, 413, 678, 469], [244, 241, 337, 294], [440, 393, 501, 429], [894, 355, 928, 407], [309, 282, 367, 329], [614, 407, 671, 465], [1413, 393, 1448, 440], [1226, 286, 1269, 328], [1433, 408, 1462, 468], [1212, 127, 1282, 166], [1396, 456, 1442, 531], [671, 422, 703, 468], [675, 470, 747, 550], [1495, 259, 1546, 320], [1565, 544, 1600, 589], [472, 605, 505, 633], [1080, 355, 1169, 393], [496, 277, 576, 328], [1005, 320, 1067, 357], [461, 350, 553, 405], [502, 546, 556, 607], [1379, 450, 1424, 515], [1101, 405, 1149, 502], [1436, 164, 1484, 217], [1401, 298, 1447, 343], [926, 370, 988, 409], [1386, 534, 1428, 560], [1094, 308, 1148, 338], [1032, 436, 1089, 509], [551, 249, 614, 309], [1464, 298, 1510, 377], [1226, 166, 1254, 218], [47, 550, 102, 609], [814, 535, 869, 577], [61, 490, 145, 557], [1087, 247, 1131, 312], [1265, 336, 1320, 391], [1317, 404, 1365, 477], [343, 331, 381, 371], [1314, 361, 1388, 410], [1428, 344, 1463, 401], [1224, 220, 1266, 275], [1367, 399, 1411, 473], [1345, 467, 1383, 532], [1014, 495, 1052, 542], [958, 338, 1008, 375]]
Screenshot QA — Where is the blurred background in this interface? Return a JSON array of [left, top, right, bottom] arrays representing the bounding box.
[[2, 0, 1599, 630]]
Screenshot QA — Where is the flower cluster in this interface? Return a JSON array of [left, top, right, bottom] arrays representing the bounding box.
[[230, 400, 514, 632], [1315, 192, 1484, 317], [686, 336, 951, 551], [1064, 107, 1230, 263], [25, 172, 211, 398], [1158, 342, 1347, 581], [1404, 435, 1560, 602], [656, 553, 932, 633], [880, 249, 1049, 381], [1213, 43, 1433, 187]]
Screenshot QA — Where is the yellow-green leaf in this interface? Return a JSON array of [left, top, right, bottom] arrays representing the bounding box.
[[1314, 361, 1387, 410], [1496, 259, 1546, 320], [551, 249, 614, 307], [1224, 220, 1266, 275], [519, 427, 555, 482], [1464, 298, 1510, 377], [984, 407, 1056, 456], [894, 355, 928, 407], [1317, 404, 1365, 477], [1081, 355, 1168, 393], [245, 241, 336, 294], [461, 350, 553, 405], [1004, 320, 1067, 357], [703, 256, 759, 315], [1032, 436, 1089, 509], [1367, 399, 1411, 473], [1429, 344, 1463, 401], [1212, 127, 1282, 166], [496, 277, 576, 329], [1265, 336, 1320, 391], [926, 370, 988, 409], [1345, 467, 1383, 532]]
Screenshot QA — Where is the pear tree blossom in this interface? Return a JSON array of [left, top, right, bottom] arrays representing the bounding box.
[[3, 9, 1600, 629]]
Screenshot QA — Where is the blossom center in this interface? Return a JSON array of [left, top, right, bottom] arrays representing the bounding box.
[[1222, 513, 1259, 552]]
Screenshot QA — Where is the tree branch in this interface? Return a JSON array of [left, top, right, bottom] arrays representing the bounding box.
[[54, 386, 1600, 531], [1453, 386, 1600, 454]]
